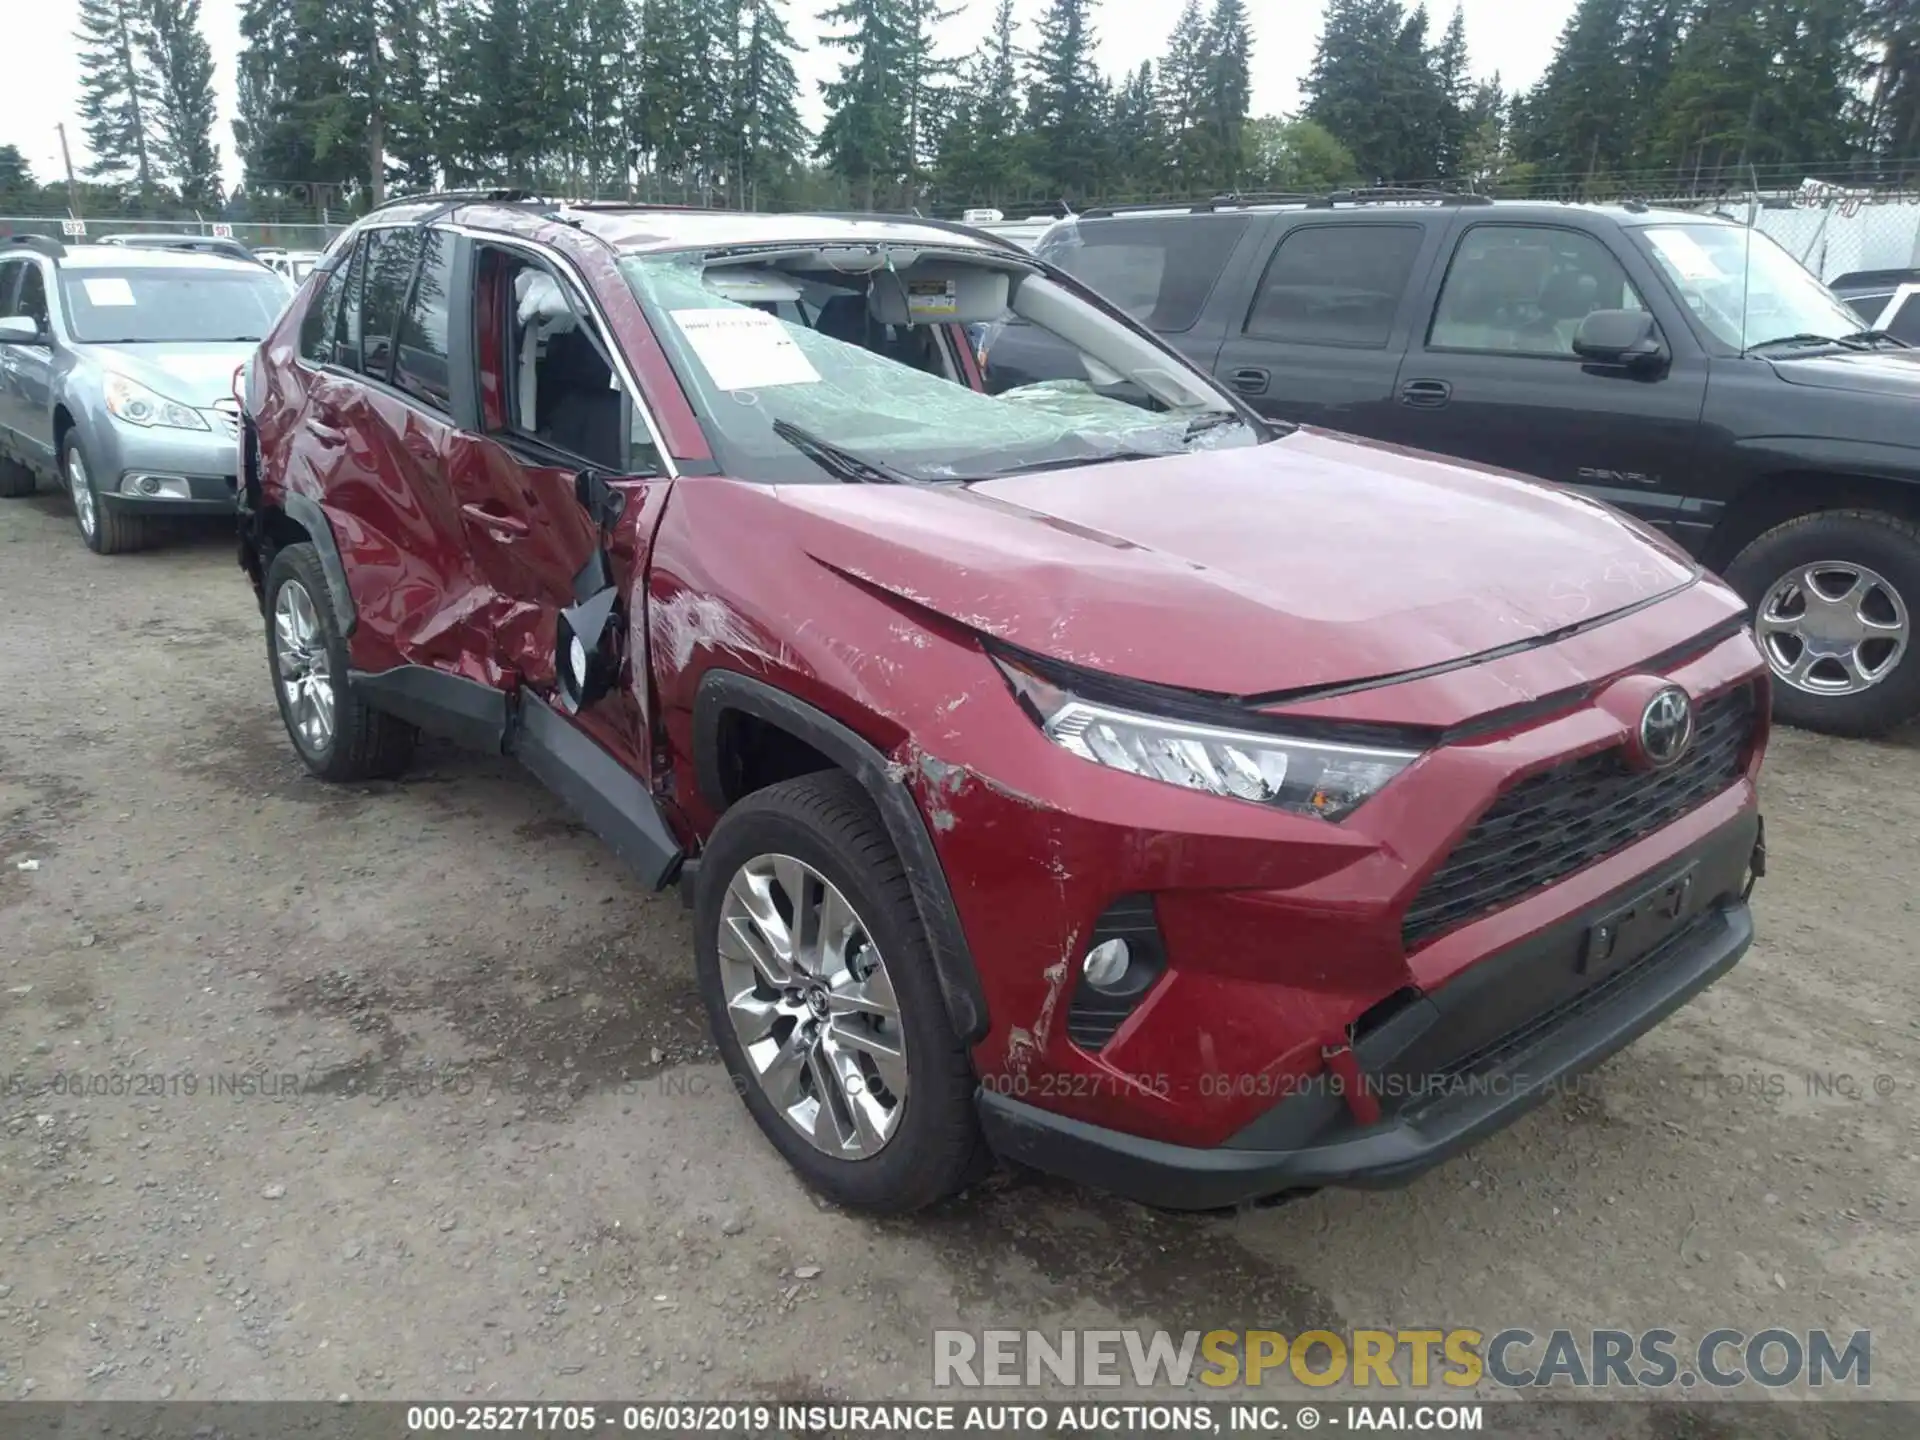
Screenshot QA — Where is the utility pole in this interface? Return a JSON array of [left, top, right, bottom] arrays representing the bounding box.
[[56, 123, 83, 217]]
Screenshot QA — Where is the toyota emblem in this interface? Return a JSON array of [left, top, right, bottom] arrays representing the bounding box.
[[1638, 686, 1695, 769]]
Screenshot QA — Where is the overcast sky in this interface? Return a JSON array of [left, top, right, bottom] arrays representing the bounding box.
[[6, 0, 1576, 197]]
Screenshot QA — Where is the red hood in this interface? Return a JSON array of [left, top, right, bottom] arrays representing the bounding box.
[[779, 428, 1698, 696]]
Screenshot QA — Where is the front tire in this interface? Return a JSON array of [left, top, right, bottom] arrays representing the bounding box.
[[1725, 509, 1920, 738], [695, 771, 986, 1213], [263, 543, 415, 781], [63, 433, 150, 555]]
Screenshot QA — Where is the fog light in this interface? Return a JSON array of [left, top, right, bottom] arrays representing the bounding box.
[[1082, 937, 1131, 991], [120, 472, 191, 499]]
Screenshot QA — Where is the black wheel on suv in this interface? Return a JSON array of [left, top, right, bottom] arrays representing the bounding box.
[[1725, 509, 1920, 737], [262, 543, 416, 780], [0, 455, 33, 497], [694, 771, 987, 1213], [62, 432, 150, 554]]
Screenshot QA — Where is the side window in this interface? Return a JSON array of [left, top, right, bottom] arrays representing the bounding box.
[[1037, 214, 1250, 332], [393, 228, 455, 410], [484, 249, 660, 475], [0, 259, 21, 319], [12, 262, 50, 330], [1244, 224, 1425, 347], [359, 227, 422, 384], [1429, 225, 1648, 357], [298, 256, 348, 364]]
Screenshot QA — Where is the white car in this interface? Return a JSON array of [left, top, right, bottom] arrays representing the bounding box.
[[255, 248, 324, 284], [1869, 282, 1920, 346]]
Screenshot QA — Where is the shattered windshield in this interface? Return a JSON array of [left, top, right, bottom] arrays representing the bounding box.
[[620, 244, 1264, 484]]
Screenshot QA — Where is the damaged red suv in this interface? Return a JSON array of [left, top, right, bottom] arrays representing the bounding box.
[[238, 195, 1769, 1213]]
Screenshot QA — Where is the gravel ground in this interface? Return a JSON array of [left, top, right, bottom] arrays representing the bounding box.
[[2, 492, 1917, 1437]]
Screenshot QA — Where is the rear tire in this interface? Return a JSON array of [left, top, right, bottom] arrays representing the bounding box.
[[263, 542, 415, 781], [695, 771, 987, 1213], [1725, 509, 1920, 738], [0, 456, 33, 497]]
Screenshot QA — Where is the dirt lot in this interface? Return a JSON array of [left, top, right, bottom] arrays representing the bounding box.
[[1, 491, 1917, 1436]]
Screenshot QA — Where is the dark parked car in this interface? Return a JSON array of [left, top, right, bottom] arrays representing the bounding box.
[[238, 194, 1768, 1213], [1010, 195, 1920, 737]]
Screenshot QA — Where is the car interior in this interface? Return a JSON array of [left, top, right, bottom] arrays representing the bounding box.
[[489, 255, 658, 475]]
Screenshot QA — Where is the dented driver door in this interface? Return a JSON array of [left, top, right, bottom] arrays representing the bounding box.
[[450, 243, 674, 773]]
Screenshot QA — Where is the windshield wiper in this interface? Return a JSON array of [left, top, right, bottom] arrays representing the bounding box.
[[1182, 412, 1250, 441], [1839, 328, 1911, 349], [770, 419, 916, 485], [1743, 332, 1871, 356]]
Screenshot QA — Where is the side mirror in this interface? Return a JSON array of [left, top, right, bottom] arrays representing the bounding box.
[[1572, 309, 1666, 372], [0, 316, 43, 345]]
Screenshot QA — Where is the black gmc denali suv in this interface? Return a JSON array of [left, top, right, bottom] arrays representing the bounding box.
[[984, 193, 1920, 736]]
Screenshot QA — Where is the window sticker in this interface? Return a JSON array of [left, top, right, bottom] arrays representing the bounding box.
[[1648, 230, 1722, 282], [905, 278, 958, 320], [82, 277, 137, 307], [670, 307, 820, 390]]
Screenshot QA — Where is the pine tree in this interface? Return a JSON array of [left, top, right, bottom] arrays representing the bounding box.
[[1865, 0, 1920, 163], [728, 0, 807, 202], [934, 0, 1028, 205], [816, 0, 912, 205], [1026, 0, 1110, 200], [145, 0, 222, 206], [1110, 61, 1169, 194], [1157, 0, 1210, 190], [1432, 3, 1471, 179], [76, 0, 158, 193], [1304, 0, 1448, 182], [1201, 0, 1253, 190], [1512, 0, 1633, 183], [234, 0, 308, 196]]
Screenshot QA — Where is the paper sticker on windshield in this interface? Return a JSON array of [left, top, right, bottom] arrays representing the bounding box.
[[905, 279, 958, 320], [670, 307, 819, 390], [82, 277, 136, 307], [1648, 230, 1722, 282]]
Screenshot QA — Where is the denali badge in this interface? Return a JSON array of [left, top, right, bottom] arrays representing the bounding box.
[[1638, 686, 1695, 769]]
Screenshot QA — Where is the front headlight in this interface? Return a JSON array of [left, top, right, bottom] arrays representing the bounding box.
[[995, 656, 1421, 820], [103, 373, 210, 431]]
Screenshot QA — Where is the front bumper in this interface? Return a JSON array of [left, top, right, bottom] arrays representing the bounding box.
[[86, 414, 238, 515], [978, 810, 1759, 1209]]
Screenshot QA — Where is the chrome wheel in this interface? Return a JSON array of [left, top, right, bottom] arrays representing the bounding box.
[[1756, 561, 1909, 696], [67, 448, 96, 540], [273, 579, 336, 753], [717, 853, 907, 1159]]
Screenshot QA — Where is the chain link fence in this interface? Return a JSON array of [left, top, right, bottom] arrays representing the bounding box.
[[0, 214, 345, 251]]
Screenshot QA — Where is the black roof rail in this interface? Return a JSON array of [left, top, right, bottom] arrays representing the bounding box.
[[3, 233, 66, 259], [1073, 200, 1206, 220], [367, 188, 543, 215], [1200, 191, 1324, 211], [1307, 186, 1494, 208], [97, 233, 263, 264], [798, 210, 1035, 255]]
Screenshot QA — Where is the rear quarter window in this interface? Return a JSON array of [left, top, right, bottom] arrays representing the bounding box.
[[1037, 214, 1251, 333]]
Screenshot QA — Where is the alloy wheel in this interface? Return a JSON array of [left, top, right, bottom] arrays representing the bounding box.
[[1755, 561, 1909, 696], [67, 449, 96, 540], [273, 579, 336, 753], [717, 852, 908, 1159]]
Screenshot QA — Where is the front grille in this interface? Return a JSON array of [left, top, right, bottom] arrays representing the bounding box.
[[211, 398, 241, 440], [1402, 685, 1756, 949]]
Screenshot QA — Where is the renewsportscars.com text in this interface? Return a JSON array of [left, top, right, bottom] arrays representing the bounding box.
[[932, 1327, 1870, 1390]]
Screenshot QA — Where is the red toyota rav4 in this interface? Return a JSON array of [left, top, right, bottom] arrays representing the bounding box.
[[237, 194, 1769, 1213]]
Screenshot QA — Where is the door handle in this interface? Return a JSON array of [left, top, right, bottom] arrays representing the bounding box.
[[461, 502, 529, 538], [1400, 378, 1451, 408], [1227, 366, 1270, 395]]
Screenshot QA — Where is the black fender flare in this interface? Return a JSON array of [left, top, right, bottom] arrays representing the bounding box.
[[280, 492, 358, 638], [692, 670, 989, 1044]]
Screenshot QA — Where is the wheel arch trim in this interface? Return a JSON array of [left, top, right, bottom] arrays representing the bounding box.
[[692, 670, 990, 1044], [279, 492, 359, 638]]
